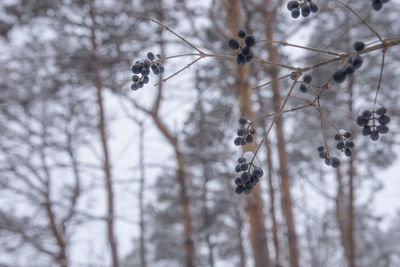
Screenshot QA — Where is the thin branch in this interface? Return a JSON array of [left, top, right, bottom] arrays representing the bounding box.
[[257, 39, 341, 57], [374, 46, 386, 104], [144, 17, 204, 54], [335, 0, 383, 42]]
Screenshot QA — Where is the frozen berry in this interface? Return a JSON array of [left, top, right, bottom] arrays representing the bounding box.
[[245, 35, 256, 47], [228, 39, 240, 50], [353, 41, 365, 52], [333, 69, 346, 83], [331, 157, 341, 168]]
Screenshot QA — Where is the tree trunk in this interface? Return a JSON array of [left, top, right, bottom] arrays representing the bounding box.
[[335, 167, 349, 266], [261, 1, 299, 266], [347, 77, 356, 267], [224, 1, 271, 266], [138, 121, 147, 267], [266, 140, 282, 267], [176, 149, 196, 267], [89, 2, 119, 266]]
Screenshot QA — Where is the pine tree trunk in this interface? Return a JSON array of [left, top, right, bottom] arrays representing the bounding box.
[[138, 121, 147, 267], [89, 2, 119, 266], [257, 87, 282, 267], [176, 149, 196, 267], [335, 167, 349, 265], [266, 140, 282, 267], [224, 1, 271, 266], [148, 11, 196, 265], [261, 1, 299, 266], [347, 77, 356, 267]]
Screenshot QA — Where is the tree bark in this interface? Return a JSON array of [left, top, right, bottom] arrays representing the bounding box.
[[89, 2, 119, 266], [347, 77, 356, 267], [138, 121, 147, 267], [261, 1, 299, 266], [224, 1, 271, 266]]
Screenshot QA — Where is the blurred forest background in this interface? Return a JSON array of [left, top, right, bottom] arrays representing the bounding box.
[[1, 0, 400, 267]]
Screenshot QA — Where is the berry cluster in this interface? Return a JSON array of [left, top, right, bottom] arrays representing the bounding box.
[[234, 117, 256, 146], [287, 0, 318, 19], [356, 107, 391, 141], [371, 0, 390, 11], [299, 73, 313, 93], [334, 130, 354, 157], [333, 41, 365, 83], [234, 157, 264, 195], [228, 29, 256, 66], [317, 146, 341, 168], [131, 52, 164, 91]]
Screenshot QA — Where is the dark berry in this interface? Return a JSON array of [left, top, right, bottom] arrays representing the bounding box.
[[251, 175, 260, 183], [239, 117, 248, 124], [235, 164, 241, 173], [238, 29, 246, 38], [147, 52, 155, 61], [344, 131, 352, 138], [237, 128, 246, 136], [352, 55, 363, 69], [303, 74, 312, 83], [377, 125, 389, 134], [291, 8, 300, 18], [353, 41, 365, 52], [245, 182, 254, 190], [143, 76, 149, 84], [362, 110, 372, 119], [345, 64, 355, 75], [378, 115, 391, 125], [362, 126, 371, 136], [310, 2, 318, 13], [143, 60, 151, 68], [376, 107, 387, 115], [356, 116, 369, 127], [141, 68, 150, 76], [240, 163, 249, 171], [344, 148, 352, 157], [246, 135, 253, 143], [334, 134, 341, 141], [331, 157, 341, 168], [245, 35, 256, 47], [234, 137, 242, 146], [234, 177, 242, 186], [301, 4, 311, 17], [245, 52, 254, 62], [228, 39, 240, 50], [372, 1, 383, 11], [317, 146, 324, 152], [253, 168, 263, 178], [235, 186, 244, 194], [159, 66, 165, 73], [238, 157, 246, 163], [370, 130, 379, 141], [287, 1, 299, 10], [319, 152, 327, 159], [241, 46, 251, 56], [290, 71, 298, 80], [345, 141, 355, 148], [132, 75, 139, 82], [236, 54, 246, 65], [336, 141, 345, 150], [241, 172, 251, 183], [132, 64, 142, 74], [131, 83, 138, 91], [333, 69, 346, 83], [299, 84, 308, 93]]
